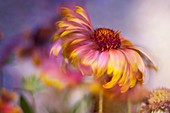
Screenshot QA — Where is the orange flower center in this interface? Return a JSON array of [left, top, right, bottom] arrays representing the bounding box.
[[92, 28, 121, 51]]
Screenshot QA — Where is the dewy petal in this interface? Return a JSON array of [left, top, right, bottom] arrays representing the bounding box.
[[94, 51, 109, 78], [50, 40, 62, 56]]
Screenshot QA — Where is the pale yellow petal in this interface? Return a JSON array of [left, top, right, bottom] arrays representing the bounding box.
[[107, 50, 125, 75]]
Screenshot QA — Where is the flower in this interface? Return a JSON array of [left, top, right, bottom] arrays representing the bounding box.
[[50, 6, 157, 93], [40, 57, 83, 89], [140, 88, 170, 113], [0, 88, 22, 113]]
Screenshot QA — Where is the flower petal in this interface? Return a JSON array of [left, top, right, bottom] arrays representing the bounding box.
[[120, 81, 130, 93], [94, 51, 109, 78], [118, 59, 130, 87], [103, 70, 122, 89], [128, 46, 157, 71], [77, 63, 93, 76], [119, 49, 145, 90], [50, 40, 62, 56], [81, 50, 99, 65], [70, 44, 93, 61], [75, 6, 91, 24], [107, 50, 125, 75], [67, 17, 92, 30], [120, 36, 133, 48]]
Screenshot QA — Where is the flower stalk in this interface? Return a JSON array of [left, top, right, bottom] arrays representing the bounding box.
[[99, 90, 103, 113], [127, 98, 131, 113]]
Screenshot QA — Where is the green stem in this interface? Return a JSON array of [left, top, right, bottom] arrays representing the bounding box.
[[99, 90, 103, 113], [127, 98, 131, 113], [30, 92, 36, 113]]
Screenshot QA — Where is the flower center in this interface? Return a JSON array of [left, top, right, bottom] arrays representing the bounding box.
[[92, 28, 121, 51]]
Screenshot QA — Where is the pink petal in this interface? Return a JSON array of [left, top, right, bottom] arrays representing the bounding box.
[[107, 50, 125, 75], [94, 51, 109, 78], [81, 50, 99, 65], [50, 40, 62, 56]]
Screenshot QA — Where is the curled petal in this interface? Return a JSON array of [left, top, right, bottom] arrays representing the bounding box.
[[103, 70, 122, 89], [119, 49, 145, 90], [128, 46, 157, 71]]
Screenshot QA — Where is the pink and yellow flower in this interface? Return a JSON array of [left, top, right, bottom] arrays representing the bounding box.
[[50, 6, 157, 93]]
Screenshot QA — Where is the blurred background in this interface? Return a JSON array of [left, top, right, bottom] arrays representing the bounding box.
[[0, 0, 170, 113]]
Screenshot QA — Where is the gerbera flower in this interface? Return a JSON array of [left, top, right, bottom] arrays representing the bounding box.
[[50, 6, 157, 93]]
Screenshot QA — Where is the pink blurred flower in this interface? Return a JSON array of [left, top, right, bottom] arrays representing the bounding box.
[[0, 88, 22, 113], [50, 6, 157, 93], [40, 57, 83, 89]]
